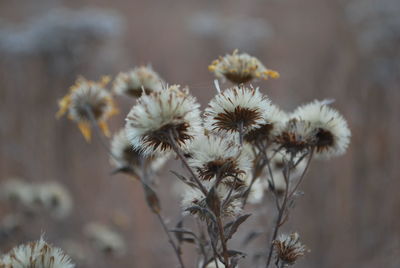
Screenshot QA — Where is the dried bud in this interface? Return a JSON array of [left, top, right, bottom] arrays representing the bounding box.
[[273, 232, 308, 265]]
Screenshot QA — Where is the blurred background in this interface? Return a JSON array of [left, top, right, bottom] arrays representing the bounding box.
[[0, 0, 399, 267]]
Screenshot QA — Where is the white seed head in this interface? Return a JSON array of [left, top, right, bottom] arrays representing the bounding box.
[[204, 85, 272, 141], [208, 49, 279, 84], [125, 85, 202, 155], [113, 66, 164, 97], [292, 100, 351, 158], [1, 237, 75, 268], [274, 119, 316, 156], [34, 182, 73, 219], [244, 104, 288, 143], [188, 134, 251, 183], [84, 222, 125, 256], [110, 128, 170, 172], [0, 179, 35, 209]]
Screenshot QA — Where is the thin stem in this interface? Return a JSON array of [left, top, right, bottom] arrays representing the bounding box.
[[156, 213, 186, 268], [216, 216, 231, 268], [168, 131, 208, 195], [266, 157, 292, 268], [139, 159, 185, 268], [238, 121, 244, 145], [207, 224, 221, 268], [288, 148, 314, 198]]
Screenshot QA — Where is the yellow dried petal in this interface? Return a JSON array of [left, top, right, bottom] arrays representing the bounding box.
[[99, 121, 111, 137], [266, 70, 280, 79], [78, 122, 92, 142], [56, 95, 71, 119]]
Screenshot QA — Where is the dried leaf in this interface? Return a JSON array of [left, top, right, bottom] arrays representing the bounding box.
[[170, 170, 198, 188], [224, 214, 251, 241], [227, 249, 246, 258], [206, 186, 221, 217], [142, 183, 160, 214], [227, 249, 247, 258], [185, 205, 216, 223]]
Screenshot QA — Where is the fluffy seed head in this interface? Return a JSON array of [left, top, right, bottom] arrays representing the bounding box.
[[274, 232, 308, 265], [110, 128, 169, 176], [275, 119, 316, 156], [113, 66, 164, 98], [125, 85, 202, 155], [292, 100, 351, 158], [208, 49, 279, 84], [204, 85, 271, 140], [56, 76, 118, 141], [188, 134, 250, 186], [35, 182, 73, 219], [244, 104, 288, 144], [84, 222, 125, 256], [0, 179, 35, 209], [1, 237, 75, 268]]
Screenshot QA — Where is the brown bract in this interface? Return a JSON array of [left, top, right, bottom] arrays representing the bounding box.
[[141, 122, 192, 152], [213, 107, 262, 132]]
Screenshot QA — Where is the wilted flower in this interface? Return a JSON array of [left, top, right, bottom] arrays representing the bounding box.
[[35, 182, 73, 219], [293, 100, 351, 158], [274, 119, 316, 156], [204, 85, 271, 142], [56, 76, 118, 141], [273, 232, 308, 266], [244, 104, 288, 144], [1, 237, 75, 268], [113, 66, 164, 98], [125, 85, 202, 155], [188, 134, 250, 186], [84, 222, 126, 256], [110, 128, 169, 176], [208, 49, 279, 84], [181, 182, 242, 219]]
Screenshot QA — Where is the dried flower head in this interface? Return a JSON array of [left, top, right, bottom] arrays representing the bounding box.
[[35, 182, 73, 219], [110, 128, 169, 175], [273, 232, 308, 265], [208, 49, 279, 84], [125, 85, 202, 155], [275, 119, 316, 156], [293, 100, 351, 158], [1, 237, 75, 268], [188, 134, 250, 186], [84, 222, 125, 256], [181, 182, 242, 219], [244, 104, 288, 144], [113, 66, 164, 98], [56, 76, 118, 141], [204, 85, 271, 141]]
